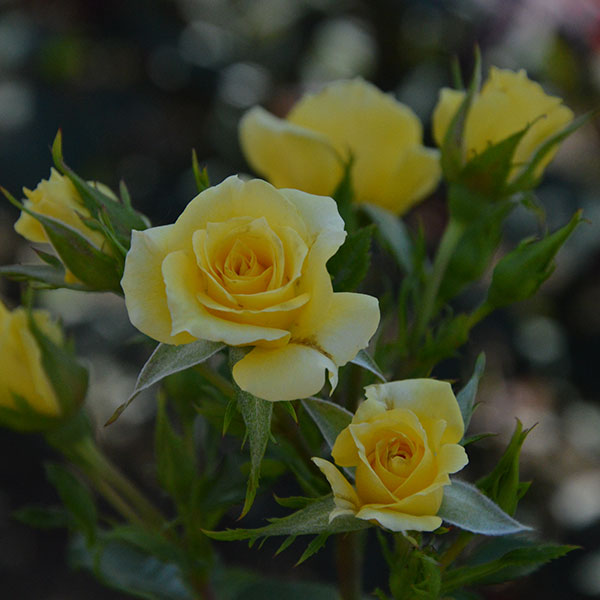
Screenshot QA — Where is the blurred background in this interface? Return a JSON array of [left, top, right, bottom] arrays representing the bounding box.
[[1, 0, 600, 598]]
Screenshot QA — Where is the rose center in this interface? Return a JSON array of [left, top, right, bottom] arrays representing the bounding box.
[[223, 239, 267, 280]]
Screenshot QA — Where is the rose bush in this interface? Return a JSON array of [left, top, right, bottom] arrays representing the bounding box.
[[313, 379, 468, 532], [121, 175, 379, 401], [432, 67, 574, 179], [239, 78, 441, 215], [0, 300, 62, 417]]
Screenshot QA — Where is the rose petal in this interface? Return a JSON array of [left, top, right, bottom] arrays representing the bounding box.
[[232, 342, 337, 401], [432, 88, 465, 148], [365, 380, 464, 444], [240, 107, 343, 197], [355, 505, 442, 532], [311, 457, 359, 516], [162, 250, 290, 346], [122, 228, 195, 345]]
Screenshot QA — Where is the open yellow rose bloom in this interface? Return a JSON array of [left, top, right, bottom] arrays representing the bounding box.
[[240, 79, 441, 215], [433, 67, 574, 179], [121, 176, 379, 401], [0, 300, 62, 417], [313, 380, 468, 532]]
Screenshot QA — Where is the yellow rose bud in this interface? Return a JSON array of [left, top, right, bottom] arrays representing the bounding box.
[[313, 380, 468, 532], [121, 176, 380, 402], [0, 300, 62, 417], [239, 79, 441, 215], [432, 67, 574, 179]]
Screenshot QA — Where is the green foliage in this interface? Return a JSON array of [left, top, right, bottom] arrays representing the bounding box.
[[106, 340, 225, 425], [332, 155, 357, 231], [230, 348, 273, 517], [442, 543, 576, 593], [0, 263, 85, 290], [485, 210, 583, 309], [438, 480, 532, 535], [45, 462, 97, 545], [205, 495, 369, 544], [456, 353, 485, 433], [327, 224, 375, 292], [350, 349, 387, 382], [477, 421, 534, 516], [13, 505, 70, 529]]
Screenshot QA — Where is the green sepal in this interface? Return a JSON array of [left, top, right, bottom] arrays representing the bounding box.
[[327, 224, 375, 292], [440, 47, 482, 180], [506, 110, 598, 193], [484, 210, 583, 309], [0, 393, 63, 432], [192, 149, 211, 193], [477, 420, 533, 515], [229, 348, 273, 518], [27, 309, 89, 418], [51, 130, 149, 248]]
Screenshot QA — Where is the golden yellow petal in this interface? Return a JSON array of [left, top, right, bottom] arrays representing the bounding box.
[[312, 457, 359, 513], [432, 87, 466, 148], [355, 505, 442, 532]]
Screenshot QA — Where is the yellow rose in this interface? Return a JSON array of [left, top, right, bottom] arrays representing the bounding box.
[[313, 380, 468, 532], [121, 176, 380, 401], [239, 78, 441, 215], [14, 169, 113, 284], [0, 300, 62, 417], [433, 67, 574, 179]]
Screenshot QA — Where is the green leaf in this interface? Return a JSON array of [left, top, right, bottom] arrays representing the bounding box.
[[477, 420, 533, 515], [350, 349, 387, 382], [456, 353, 485, 433], [155, 396, 197, 507], [68, 533, 194, 600], [295, 532, 330, 565], [106, 340, 225, 425], [0, 263, 86, 290], [438, 480, 532, 535], [192, 150, 211, 193], [301, 397, 352, 451], [485, 210, 583, 309], [327, 224, 375, 292], [205, 495, 369, 542], [230, 348, 273, 517], [442, 543, 576, 593], [362, 203, 414, 274], [45, 462, 97, 544], [13, 505, 69, 529]]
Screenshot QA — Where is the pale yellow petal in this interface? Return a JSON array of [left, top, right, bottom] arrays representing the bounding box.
[[355, 506, 442, 532], [232, 342, 337, 401], [369, 146, 441, 215], [239, 107, 343, 196], [364, 380, 464, 444], [432, 87, 466, 148], [162, 250, 290, 346], [312, 457, 359, 513], [121, 228, 195, 345], [312, 292, 379, 366], [437, 443, 469, 475]]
